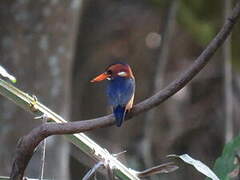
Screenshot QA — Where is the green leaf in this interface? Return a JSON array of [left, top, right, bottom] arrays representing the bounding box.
[[211, 135, 240, 180], [168, 154, 219, 180], [178, 1, 216, 45]]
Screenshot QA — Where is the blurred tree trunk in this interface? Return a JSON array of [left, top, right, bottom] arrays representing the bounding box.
[[223, 0, 233, 143], [0, 0, 80, 179], [141, 0, 179, 174]]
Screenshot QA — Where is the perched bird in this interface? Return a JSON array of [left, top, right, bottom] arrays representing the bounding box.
[[91, 62, 135, 127]]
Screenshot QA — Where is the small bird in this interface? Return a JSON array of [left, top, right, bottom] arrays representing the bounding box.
[[91, 62, 135, 127]]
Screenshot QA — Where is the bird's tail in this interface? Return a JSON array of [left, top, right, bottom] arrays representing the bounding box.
[[113, 105, 126, 127]]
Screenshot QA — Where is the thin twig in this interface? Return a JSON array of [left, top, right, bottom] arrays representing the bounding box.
[[113, 150, 127, 157], [2, 1, 240, 179], [136, 162, 178, 178], [82, 162, 104, 180], [39, 139, 46, 180], [38, 115, 48, 180]]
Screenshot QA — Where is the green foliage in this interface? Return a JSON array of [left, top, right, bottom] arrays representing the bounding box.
[[209, 135, 240, 180], [178, 0, 217, 46], [149, 0, 240, 71], [149, 0, 226, 46]]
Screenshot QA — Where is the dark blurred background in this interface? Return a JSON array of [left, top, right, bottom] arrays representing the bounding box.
[[0, 0, 240, 179]]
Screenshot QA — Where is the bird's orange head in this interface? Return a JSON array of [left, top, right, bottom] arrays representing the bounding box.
[[91, 62, 134, 82]]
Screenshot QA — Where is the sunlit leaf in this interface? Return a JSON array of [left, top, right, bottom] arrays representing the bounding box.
[[168, 154, 219, 180], [0, 65, 16, 83]]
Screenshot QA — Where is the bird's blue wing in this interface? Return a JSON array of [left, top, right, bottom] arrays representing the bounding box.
[[107, 77, 135, 107]]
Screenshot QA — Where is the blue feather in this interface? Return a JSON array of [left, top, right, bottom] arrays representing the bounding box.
[[113, 105, 126, 127], [107, 76, 135, 127]]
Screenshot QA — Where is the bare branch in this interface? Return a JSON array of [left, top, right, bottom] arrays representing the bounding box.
[[136, 162, 179, 178], [7, 1, 240, 179]]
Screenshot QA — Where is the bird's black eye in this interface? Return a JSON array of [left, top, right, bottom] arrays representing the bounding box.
[[106, 70, 112, 75]]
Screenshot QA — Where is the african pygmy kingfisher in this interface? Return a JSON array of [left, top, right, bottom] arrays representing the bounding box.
[[91, 62, 135, 127]]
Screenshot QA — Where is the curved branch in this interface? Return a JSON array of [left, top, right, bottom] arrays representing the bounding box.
[[10, 1, 240, 180]]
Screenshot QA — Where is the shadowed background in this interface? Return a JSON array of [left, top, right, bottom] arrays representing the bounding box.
[[0, 0, 240, 180]]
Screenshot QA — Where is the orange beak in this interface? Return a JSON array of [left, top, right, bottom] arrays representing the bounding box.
[[90, 73, 110, 82]]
